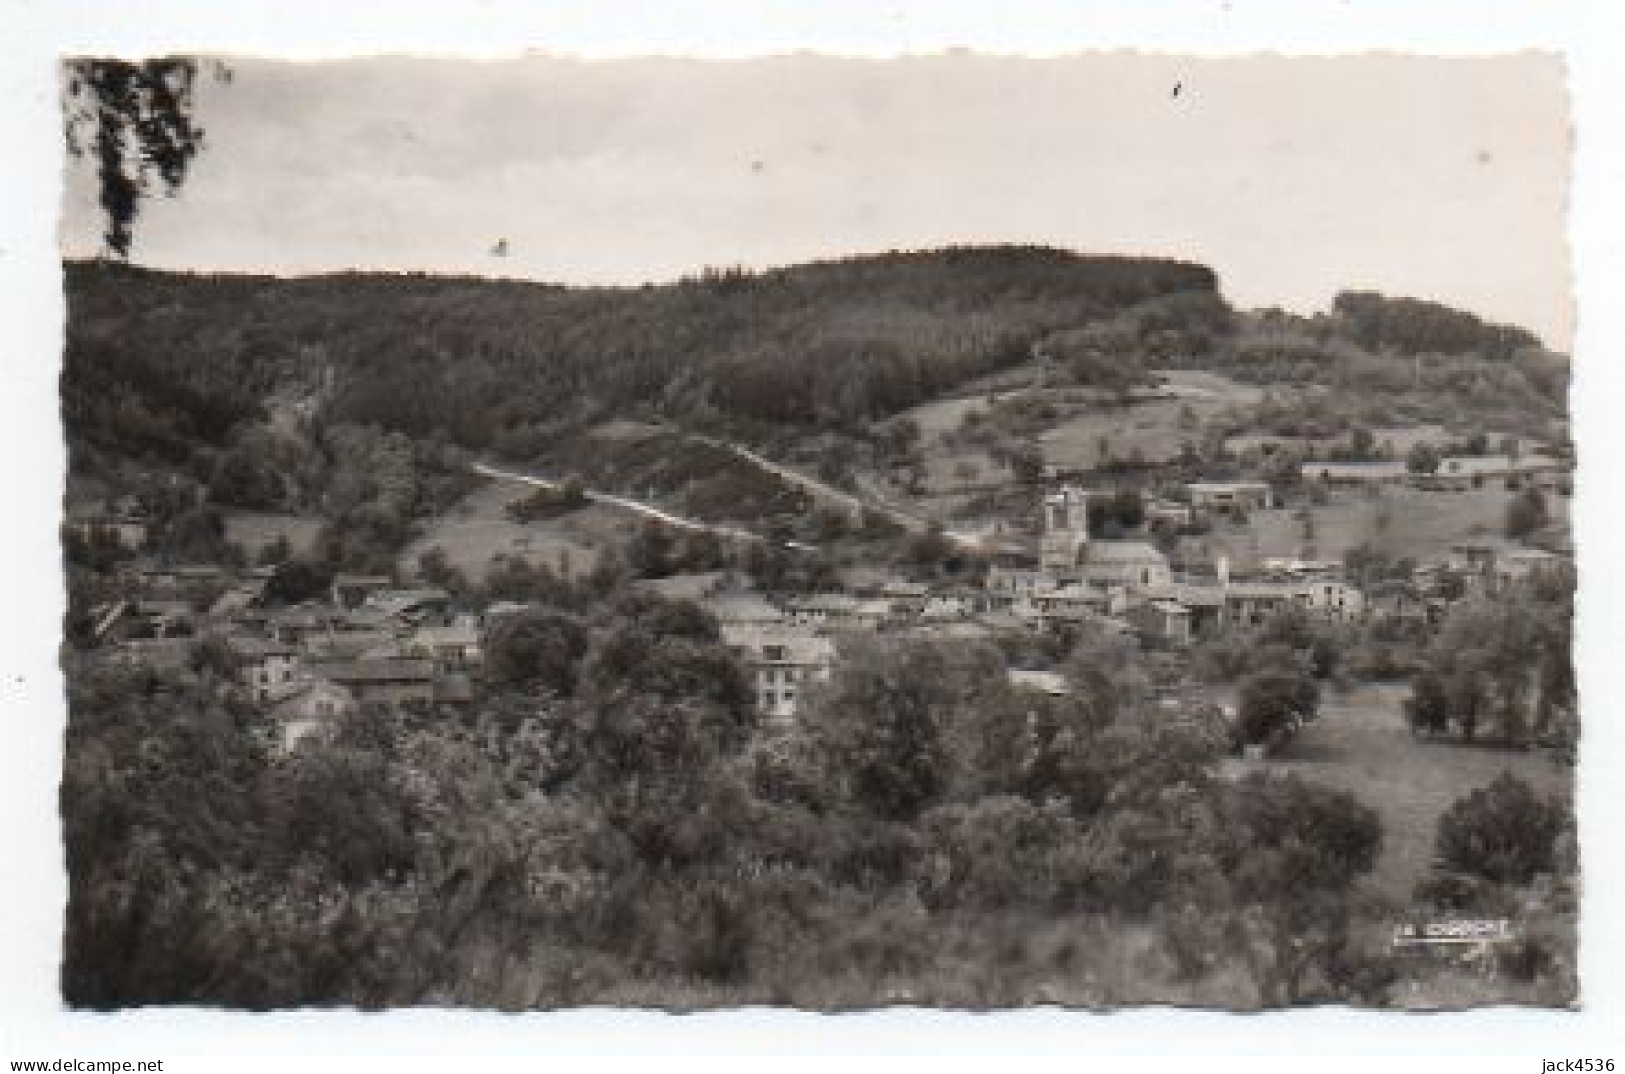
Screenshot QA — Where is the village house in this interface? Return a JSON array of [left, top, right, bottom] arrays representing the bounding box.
[[111, 637, 195, 674], [265, 678, 358, 752], [351, 586, 453, 630], [302, 626, 401, 663], [406, 618, 484, 670], [1300, 460, 1408, 487], [1189, 575, 1368, 626], [1124, 597, 1194, 645], [1445, 540, 1502, 575], [899, 619, 996, 643], [1364, 580, 1431, 625], [1418, 454, 1566, 493], [1007, 668, 1071, 696], [94, 598, 198, 644], [1411, 560, 1469, 601], [985, 565, 1053, 610], [877, 579, 931, 618], [1519, 456, 1569, 494], [1186, 480, 1273, 519], [976, 608, 1046, 635], [1258, 557, 1340, 580], [1419, 455, 1512, 491], [783, 593, 866, 632], [208, 581, 266, 623], [330, 573, 394, 610], [1492, 547, 1565, 589], [135, 599, 199, 637], [1027, 583, 1106, 624], [482, 600, 532, 625], [264, 603, 349, 647], [1443, 455, 1513, 488], [1143, 583, 1226, 635], [851, 598, 894, 631], [1077, 540, 1173, 591], [308, 658, 438, 709], [1439, 539, 1548, 595], [65, 497, 149, 551], [1217, 582, 1301, 627], [227, 635, 303, 702], [1296, 579, 1366, 622], [133, 563, 230, 594], [434, 671, 476, 710], [919, 595, 974, 623], [1143, 498, 1195, 530], [719, 623, 836, 720]]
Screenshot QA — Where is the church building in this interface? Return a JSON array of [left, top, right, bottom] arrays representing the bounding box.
[[1038, 486, 1172, 592]]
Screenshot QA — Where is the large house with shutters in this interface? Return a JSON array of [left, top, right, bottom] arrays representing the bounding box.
[[719, 622, 836, 721]]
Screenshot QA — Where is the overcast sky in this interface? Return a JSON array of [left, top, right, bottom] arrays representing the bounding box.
[[60, 52, 1573, 348]]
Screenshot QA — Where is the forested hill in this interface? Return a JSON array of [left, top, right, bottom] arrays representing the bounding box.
[[62, 247, 1217, 474]]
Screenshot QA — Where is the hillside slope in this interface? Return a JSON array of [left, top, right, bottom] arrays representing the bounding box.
[[62, 247, 1217, 477], [61, 247, 1568, 551]]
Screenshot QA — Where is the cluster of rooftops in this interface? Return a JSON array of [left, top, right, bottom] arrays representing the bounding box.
[[77, 444, 1570, 729]]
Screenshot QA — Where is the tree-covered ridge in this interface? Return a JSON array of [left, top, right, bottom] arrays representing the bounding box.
[[62, 247, 1217, 470], [63, 249, 1568, 496], [1332, 291, 1543, 361]]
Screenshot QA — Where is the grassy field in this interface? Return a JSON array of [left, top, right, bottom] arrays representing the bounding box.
[[1035, 372, 1271, 467], [1252, 682, 1572, 902], [902, 369, 1275, 488], [1039, 396, 1223, 467], [1265, 685, 1576, 1009], [400, 479, 603, 582], [1203, 486, 1524, 570]]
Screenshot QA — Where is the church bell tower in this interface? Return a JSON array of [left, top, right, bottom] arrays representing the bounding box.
[[1039, 486, 1090, 573]]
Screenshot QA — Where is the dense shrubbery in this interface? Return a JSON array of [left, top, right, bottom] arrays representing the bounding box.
[[63, 598, 1408, 1009], [1237, 668, 1321, 750], [1431, 774, 1569, 888], [1412, 775, 1577, 994], [1404, 572, 1575, 745]]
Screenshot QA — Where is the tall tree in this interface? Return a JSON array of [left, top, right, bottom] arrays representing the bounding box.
[[64, 57, 222, 257]]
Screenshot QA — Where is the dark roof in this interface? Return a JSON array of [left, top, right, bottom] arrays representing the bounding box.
[[311, 658, 436, 684], [1084, 541, 1165, 564], [226, 635, 298, 660], [333, 573, 394, 586], [435, 672, 475, 704]]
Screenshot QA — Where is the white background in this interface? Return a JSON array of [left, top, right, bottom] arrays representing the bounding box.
[[2, 0, 1622, 1061]]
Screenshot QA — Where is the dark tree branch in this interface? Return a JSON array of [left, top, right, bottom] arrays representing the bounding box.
[[64, 57, 218, 258]]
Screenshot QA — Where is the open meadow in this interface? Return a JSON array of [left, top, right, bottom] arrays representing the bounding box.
[[398, 479, 603, 581], [1202, 486, 1539, 570], [1258, 682, 1572, 902]]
